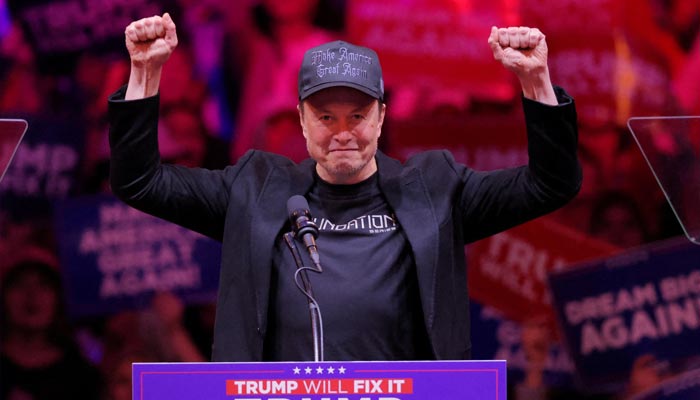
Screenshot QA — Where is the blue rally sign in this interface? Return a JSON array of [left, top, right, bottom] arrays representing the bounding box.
[[548, 238, 700, 391], [0, 115, 84, 222], [470, 300, 575, 388], [54, 194, 221, 317]]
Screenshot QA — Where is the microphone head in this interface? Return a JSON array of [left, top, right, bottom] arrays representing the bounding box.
[[287, 195, 310, 221], [286, 195, 319, 238]]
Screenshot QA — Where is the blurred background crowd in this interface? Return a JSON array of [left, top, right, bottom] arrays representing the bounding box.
[[1, 0, 699, 399]]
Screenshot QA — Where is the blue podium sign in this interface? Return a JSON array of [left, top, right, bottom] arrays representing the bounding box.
[[133, 360, 506, 399]]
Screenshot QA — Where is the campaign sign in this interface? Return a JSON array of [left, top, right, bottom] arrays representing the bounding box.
[[521, 0, 676, 127], [470, 300, 575, 387], [347, 0, 517, 101], [0, 115, 84, 221], [54, 194, 221, 317], [520, 0, 618, 36], [133, 360, 506, 400], [387, 112, 527, 170], [6, 0, 172, 74], [545, 35, 673, 128], [549, 238, 700, 391], [468, 217, 617, 327]]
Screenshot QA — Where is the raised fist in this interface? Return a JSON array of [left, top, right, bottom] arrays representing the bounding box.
[[488, 26, 548, 78], [125, 13, 178, 69]]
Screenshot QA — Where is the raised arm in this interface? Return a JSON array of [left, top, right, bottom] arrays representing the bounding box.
[[451, 27, 580, 242], [124, 13, 178, 100], [109, 13, 231, 240], [488, 26, 557, 105]]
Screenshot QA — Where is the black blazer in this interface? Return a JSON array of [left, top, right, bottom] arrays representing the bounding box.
[[109, 86, 581, 361]]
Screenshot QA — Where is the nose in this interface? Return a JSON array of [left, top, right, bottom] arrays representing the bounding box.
[[332, 122, 354, 143], [333, 130, 353, 143]]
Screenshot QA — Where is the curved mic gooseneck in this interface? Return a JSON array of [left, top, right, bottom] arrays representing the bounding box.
[[284, 195, 324, 361]]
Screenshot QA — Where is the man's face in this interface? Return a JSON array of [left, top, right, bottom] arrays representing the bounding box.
[[298, 87, 386, 184]]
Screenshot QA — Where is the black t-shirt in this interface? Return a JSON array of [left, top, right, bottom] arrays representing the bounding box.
[[0, 348, 101, 400], [265, 173, 432, 361]]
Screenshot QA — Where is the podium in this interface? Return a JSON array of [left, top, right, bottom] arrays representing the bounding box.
[[133, 360, 506, 399]]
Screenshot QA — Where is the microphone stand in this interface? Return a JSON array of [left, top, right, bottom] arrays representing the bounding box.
[[283, 232, 324, 362]]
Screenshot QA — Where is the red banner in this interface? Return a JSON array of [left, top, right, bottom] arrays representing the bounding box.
[[346, 0, 519, 101], [521, 0, 680, 127], [467, 217, 618, 327], [386, 112, 528, 170]]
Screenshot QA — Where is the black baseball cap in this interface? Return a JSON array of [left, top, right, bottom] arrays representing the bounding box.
[[298, 40, 384, 101]]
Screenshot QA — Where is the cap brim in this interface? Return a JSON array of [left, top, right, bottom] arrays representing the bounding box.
[[299, 81, 381, 101]]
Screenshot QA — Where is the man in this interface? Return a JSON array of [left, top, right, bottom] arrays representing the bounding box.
[[109, 13, 581, 361]]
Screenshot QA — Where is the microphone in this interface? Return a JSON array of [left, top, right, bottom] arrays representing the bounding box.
[[287, 195, 321, 270]]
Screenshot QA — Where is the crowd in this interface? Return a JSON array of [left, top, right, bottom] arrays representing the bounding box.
[[1, 0, 699, 399]]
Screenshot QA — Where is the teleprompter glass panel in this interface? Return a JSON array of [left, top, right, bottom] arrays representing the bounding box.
[[628, 116, 700, 245], [0, 119, 28, 183]]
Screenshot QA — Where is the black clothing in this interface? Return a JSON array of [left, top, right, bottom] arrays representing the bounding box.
[[108, 86, 581, 361]]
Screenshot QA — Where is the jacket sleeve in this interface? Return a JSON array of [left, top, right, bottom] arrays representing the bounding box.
[[456, 86, 582, 243], [108, 85, 240, 241]]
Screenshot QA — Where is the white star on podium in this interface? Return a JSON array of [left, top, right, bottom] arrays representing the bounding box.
[[305, 367, 312, 374], [316, 366, 324, 374], [338, 366, 346, 374], [293, 367, 301, 374], [327, 366, 335, 374]]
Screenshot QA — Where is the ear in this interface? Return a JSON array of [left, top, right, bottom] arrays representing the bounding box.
[[297, 103, 308, 139], [377, 102, 387, 137]]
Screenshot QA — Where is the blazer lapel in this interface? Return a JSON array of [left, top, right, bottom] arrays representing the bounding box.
[[376, 152, 439, 330], [250, 158, 316, 335]]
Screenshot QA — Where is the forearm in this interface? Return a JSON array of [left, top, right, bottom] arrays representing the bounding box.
[[109, 85, 161, 200], [523, 86, 581, 199], [125, 64, 163, 100], [519, 67, 557, 106]]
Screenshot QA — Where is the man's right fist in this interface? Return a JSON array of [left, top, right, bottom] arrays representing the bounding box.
[[125, 12, 178, 69]]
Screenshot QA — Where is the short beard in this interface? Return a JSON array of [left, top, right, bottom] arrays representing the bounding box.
[[324, 162, 365, 178], [315, 155, 376, 184]]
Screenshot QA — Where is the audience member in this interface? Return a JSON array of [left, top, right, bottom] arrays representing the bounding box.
[[175, 0, 234, 139], [160, 104, 230, 168], [101, 350, 155, 400], [0, 21, 41, 116], [672, 31, 700, 115], [588, 191, 649, 248], [620, 354, 672, 399], [100, 292, 206, 368], [0, 258, 101, 399], [513, 316, 615, 400], [227, 0, 338, 161]]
